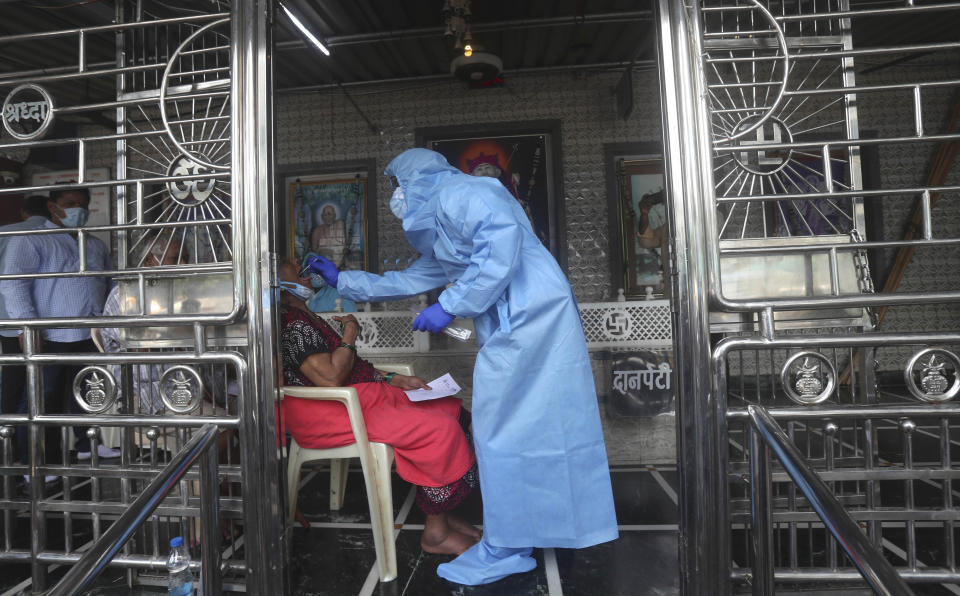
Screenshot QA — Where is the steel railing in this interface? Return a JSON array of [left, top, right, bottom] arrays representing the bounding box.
[[44, 423, 221, 596], [746, 405, 913, 596]]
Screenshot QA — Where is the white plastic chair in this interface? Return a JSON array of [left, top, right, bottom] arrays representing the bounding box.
[[282, 363, 414, 583]]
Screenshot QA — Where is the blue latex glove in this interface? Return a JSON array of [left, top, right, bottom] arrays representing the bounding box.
[[412, 302, 454, 334], [303, 255, 339, 287], [436, 539, 537, 585]]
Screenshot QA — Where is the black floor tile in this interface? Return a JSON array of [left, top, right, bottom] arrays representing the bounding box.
[[0, 563, 30, 593], [290, 466, 680, 593], [655, 469, 679, 493], [610, 471, 678, 525], [385, 531, 549, 596], [289, 526, 379, 595], [290, 526, 551, 596], [296, 467, 414, 524], [557, 533, 679, 596]]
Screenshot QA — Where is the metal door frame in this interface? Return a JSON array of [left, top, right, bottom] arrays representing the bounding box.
[[656, 1, 725, 591], [0, 1, 286, 592], [658, 1, 960, 593], [234, 0, 286, 592]]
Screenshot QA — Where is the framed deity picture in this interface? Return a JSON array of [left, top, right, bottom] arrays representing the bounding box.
[[605, 143, 669, 299], [278, 160, 377, 273], [416, 120, 565, 266]]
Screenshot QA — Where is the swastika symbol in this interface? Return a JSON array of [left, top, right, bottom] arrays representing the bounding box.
[[602, 311, 632, 338], [732, 116, 793, 176]]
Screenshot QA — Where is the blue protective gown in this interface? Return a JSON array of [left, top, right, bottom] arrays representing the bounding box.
[[337, 148, 618, 549]]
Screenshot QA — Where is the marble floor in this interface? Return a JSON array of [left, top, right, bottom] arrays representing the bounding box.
[[288, 464, 681, 596]]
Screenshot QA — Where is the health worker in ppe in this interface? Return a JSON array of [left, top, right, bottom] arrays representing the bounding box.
[[305, 148, 618, 585]]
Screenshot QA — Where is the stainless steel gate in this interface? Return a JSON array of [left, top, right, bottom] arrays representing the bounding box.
[[0, 1, 283, 592], [658, 0, 960, 593]]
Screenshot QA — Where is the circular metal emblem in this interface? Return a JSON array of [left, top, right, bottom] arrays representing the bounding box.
[[2, 84, 55, 141], [72, 366, 118, 414], [904, 348, 960, 403], [781, 351, 836, 405], [159, 365, 204, 414], [731, 116, 794, 176], [166, 154, 217, 206], [601, 309, 633, 340]]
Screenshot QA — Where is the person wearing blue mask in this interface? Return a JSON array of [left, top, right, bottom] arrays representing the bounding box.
[[0, 196, 51, 420], [298, 252, 357, 313], [305, 148, 618, 585], [0, 186, 114, 476]]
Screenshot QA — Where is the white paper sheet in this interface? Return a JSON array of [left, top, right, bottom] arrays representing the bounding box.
[[404, 373, 462, 402]]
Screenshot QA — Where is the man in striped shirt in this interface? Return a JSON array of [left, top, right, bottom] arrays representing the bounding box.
[[0, 187, 114, 471]]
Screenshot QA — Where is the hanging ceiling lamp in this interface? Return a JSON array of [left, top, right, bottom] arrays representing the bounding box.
[[442, 0, 473, 55]]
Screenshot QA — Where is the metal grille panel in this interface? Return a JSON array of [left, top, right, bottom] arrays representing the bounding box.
[[316, 300, 673, 354], [658, 0, 960, 592], [580, 300, 673, 348], [0, 2, 281, 592]]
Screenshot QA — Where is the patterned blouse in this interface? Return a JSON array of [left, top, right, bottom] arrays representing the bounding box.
[[279, 305, 383, 387]]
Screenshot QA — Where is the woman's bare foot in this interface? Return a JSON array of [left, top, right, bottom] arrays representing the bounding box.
[[421, 528, 478, 555], [447, 514, 482, 539], [421, 513, 480, 555]]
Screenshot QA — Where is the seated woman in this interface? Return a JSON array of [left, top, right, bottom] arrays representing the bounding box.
[[277, 258, 480, 554]]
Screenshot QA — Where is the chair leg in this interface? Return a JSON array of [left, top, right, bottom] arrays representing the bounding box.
[[329, 458, 350, 510], [294, 506, 310, 529], [287, 441, 302, 526], [369, 444, 397, 582]]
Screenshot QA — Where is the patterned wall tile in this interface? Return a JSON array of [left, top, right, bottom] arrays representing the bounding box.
[[276, 68, 663, 302], [855, 51, 960, 369]]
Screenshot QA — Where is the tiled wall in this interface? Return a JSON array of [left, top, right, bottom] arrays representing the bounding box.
[[273, 51, 958, 382], [275, 67, 664, 302], [855, 52, 960, 370]]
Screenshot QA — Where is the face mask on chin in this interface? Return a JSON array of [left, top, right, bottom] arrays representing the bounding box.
[[279, 281, 314, 302], [59, 207, 89, 228]]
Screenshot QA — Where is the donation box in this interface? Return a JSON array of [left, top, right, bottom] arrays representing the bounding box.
[[609, 350, 675, 417]]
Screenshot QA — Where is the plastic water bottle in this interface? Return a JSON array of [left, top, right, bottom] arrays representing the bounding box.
[[167, 536, 194, 595]]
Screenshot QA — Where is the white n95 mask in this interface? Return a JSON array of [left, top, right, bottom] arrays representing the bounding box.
[[389, 187, 407, 219]]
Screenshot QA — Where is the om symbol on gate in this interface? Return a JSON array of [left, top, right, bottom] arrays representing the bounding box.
[[166, 155, 217, 206]]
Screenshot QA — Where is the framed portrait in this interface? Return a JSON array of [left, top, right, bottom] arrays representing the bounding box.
[[277, 160, 378, 273], [605, 143, 669, 299], [416, 120, 565, 265]]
